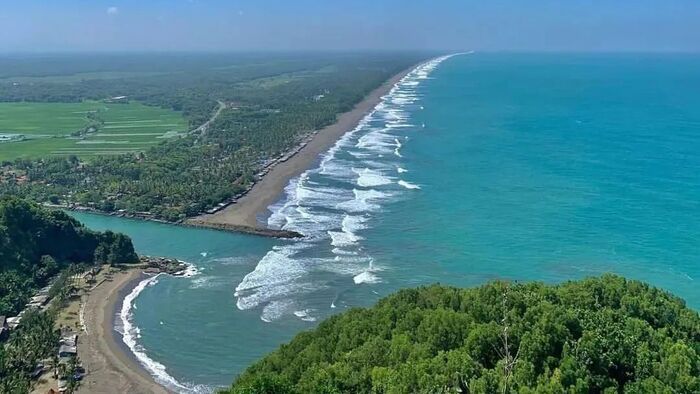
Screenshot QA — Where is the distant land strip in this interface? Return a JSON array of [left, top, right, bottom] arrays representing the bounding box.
[[187, 64, 419, 236]]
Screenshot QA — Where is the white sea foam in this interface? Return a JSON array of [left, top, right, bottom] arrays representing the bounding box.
[[353, 167, 392, 187], [356, 130, 396, 154], [293, 309, 318, 322], [386, 122, 413, 129], [398, 180, 421, 190], [347, 150, 373, 159], [336, 189, 389, 213], [235, 246, 308, 302], [327, 214, 368, 249], [120, 274, 213, 393], [342, 214, 368, 232], [328, 230, 362, 247], [235, 53, 460, 321], [261, 299, 295, 323], [332, 248, 359, 256], [189, 276, 223, 289], [178, 262, 200, 278], [353, 270, 382, 284], [121, 54, 465, 389]]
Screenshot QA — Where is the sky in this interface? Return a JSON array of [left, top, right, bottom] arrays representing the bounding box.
[[0, 0, 698, 52]]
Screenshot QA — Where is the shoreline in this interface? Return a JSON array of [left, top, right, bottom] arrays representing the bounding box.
[[63, 65, 422, 392], [188, 65, 417, 231], [78, 267, 169, 393], [59, 204, 303, 239], [52, 64, 421, 239]]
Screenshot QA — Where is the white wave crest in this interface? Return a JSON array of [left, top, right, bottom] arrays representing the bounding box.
[[120, 274, 213, 393], [179, 262, 200, 278], [398, 180, 421, 189], [353, 167, 392, 187], [328, 230, 362, 247], [336, 189, 390, 213], [236, 53, 459, 321], [293, 309, 318, 322], [353, 271, 382, 284]]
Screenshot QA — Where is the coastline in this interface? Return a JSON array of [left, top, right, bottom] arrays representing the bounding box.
[[78, 267, 169, 394], [53, 65, 422, 394], [188, 65, 417, 231], [59, 204, 303, 239], [52, 64, 421, 239]]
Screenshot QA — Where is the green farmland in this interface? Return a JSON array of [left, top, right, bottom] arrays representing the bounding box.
[[0, 101, 187, 161]]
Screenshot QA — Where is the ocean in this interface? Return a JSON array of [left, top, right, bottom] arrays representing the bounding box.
[[71, 52, 700, 392]]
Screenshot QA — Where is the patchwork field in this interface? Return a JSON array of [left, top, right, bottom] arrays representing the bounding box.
[[0, 101, 187, 161]]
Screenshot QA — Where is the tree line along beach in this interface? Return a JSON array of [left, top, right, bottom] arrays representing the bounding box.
[[94, 63, 426, 392], [1, 59, 429, 393], [3, 51, 700, 393]]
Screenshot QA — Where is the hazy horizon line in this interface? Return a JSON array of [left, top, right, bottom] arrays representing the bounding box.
[[1, 49, 699, 56]]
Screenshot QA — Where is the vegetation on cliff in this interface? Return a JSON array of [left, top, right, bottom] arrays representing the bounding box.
[[227, 275, 699, 393], [0, 197, 139, 392], [0, 197, 138, 316]]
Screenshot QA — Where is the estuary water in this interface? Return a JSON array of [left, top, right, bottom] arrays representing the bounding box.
[[72, 52, 700, 392]]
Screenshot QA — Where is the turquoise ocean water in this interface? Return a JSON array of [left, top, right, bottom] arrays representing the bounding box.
[[72, 53, 700, 392]]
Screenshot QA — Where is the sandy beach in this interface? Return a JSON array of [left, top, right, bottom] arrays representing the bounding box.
[[78, 268, 168, 394], [188, 66, 415, 231], [66, 68, 416, 394]]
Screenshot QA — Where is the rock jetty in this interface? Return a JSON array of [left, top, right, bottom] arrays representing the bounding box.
[[140, 256, 191, 276]]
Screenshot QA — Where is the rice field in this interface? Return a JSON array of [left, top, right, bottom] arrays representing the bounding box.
[[0, 101, 187, 160]]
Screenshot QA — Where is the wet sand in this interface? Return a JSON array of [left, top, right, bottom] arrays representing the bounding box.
[[188, 67, 414, 231], [78, 268, 168, 394], [73, 68, 416, 394]]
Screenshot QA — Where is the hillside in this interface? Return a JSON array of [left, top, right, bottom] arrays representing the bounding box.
[[226, 276, 700, 393], [0, 197, 138, 316]]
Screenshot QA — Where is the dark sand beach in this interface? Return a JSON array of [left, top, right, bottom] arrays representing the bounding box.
[[78, 269, 168, 393], [77, 67, 416, 393], [188, 67, 415, 232]]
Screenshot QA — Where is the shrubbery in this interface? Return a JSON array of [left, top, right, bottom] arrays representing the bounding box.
[[227, 276, 699, 393], [0, 197, 138, 316]]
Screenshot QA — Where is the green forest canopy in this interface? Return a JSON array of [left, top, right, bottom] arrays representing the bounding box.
[[0, 53, 427, 221], [227, 276, 700, 393], [0, 196, 138, 316]]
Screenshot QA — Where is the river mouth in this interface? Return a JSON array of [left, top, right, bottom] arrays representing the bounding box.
[[71, 52, 700, 391]]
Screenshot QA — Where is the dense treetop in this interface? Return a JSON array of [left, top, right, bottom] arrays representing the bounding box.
[[0, 197, 138, 316], [226, 275, 700, 393], [0, 53, 427, 220]]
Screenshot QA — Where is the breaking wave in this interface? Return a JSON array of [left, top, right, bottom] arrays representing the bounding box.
[[119, 270, 213, 393], [235, 54, 461, 322], [398, 180, 421, 190]]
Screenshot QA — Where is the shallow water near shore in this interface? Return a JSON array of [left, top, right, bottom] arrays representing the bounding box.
[[72, 52, 700, 392]]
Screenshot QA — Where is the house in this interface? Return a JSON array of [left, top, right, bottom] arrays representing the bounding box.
[[58, 344, 77, 358], [6, 316, 21, 330], [28, 294, 50, 308], [60, 334, 78, 347], [104, 95, 128, 103]]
